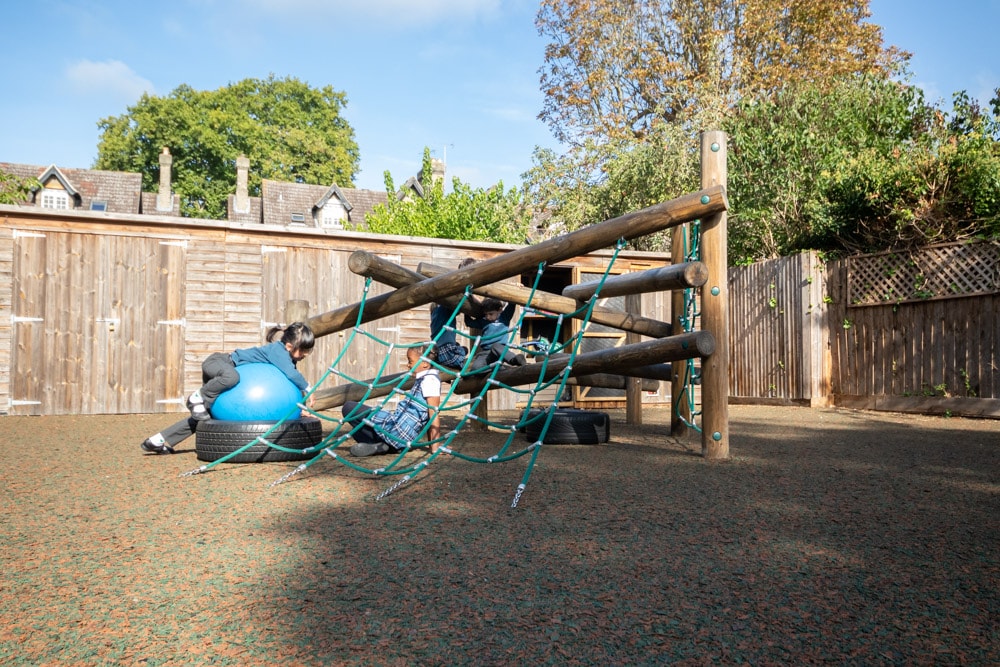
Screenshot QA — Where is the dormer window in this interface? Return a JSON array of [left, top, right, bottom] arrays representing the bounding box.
[[90, 200, 108, 212], [40, 189, 70, 209], [319, 202, 346, 229]]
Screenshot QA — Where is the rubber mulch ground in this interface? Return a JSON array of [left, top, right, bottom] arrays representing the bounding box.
[[1, 405, 997, 666]]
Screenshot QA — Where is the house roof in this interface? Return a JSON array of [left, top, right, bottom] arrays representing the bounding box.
[[261, 179, 388, 227], [0, 162, 142, 213]]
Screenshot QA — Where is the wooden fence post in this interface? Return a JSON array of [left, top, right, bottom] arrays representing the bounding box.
[[699, 131, 730, 459]]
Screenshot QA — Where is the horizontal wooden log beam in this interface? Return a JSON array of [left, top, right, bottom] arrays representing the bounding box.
[[305, 185, 727, 337], [347, 251, 481, 318], [419, 262, 673, 338], [562, 261, 708, 301], [312, 332, 712, 411]]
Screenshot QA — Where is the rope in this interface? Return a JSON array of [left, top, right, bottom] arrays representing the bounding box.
[[182, 244, 634, 508]]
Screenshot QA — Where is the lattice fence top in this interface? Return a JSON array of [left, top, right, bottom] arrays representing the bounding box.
[[847, 240, 1000, 306]]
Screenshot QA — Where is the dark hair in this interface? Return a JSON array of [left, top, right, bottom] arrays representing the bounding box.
[[481, 297, 504, 312], [267, 322, 315, 351], [458, 257, 477, 269]]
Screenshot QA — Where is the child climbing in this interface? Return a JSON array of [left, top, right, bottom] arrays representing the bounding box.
[[341, 345, 442, 457], [430, 257, 479, 369], [140, 323, 316, 455], [468, 297, 526, 370]]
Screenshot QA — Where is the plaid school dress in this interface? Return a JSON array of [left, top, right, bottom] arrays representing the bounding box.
[[369, 370, 440, 449]]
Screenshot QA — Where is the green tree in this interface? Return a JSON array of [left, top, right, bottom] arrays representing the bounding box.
[[95, 75, 359, 218], [726, 77, 1000, 259], [521, 121, 701, 251], [537, 0, 906, 144], [364, 149, 533, 244], [0, 170, 40, 205]]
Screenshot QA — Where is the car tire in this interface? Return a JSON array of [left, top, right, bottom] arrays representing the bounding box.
[[195, 418, 324, 463], [522, 409, 611, 444]]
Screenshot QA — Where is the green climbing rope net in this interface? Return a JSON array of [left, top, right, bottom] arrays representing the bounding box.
[[182, 237, 701, 507]]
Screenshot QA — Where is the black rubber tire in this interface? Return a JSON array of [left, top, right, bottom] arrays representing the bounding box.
[[195, 418, 323, 463], [522, 409, 610, 444]]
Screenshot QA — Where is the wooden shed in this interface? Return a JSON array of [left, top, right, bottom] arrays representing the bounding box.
[[0, 205, 672, 416]]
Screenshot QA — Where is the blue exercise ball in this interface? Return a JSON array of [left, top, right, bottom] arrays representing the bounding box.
[[210, 363, 302, 421]]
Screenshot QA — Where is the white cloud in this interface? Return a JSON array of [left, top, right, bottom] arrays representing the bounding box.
[[65, 60, 155, 102]]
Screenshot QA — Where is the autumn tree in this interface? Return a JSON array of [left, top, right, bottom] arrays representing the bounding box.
[[536, 0, 906, 144], [95, 75, 359, 218]]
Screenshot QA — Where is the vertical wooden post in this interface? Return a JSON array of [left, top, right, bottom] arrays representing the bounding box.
[[625, 293, 643, 425], [699, 131, 730, 459], [285, 299, 310, 324], [670, 227, 690, 436]]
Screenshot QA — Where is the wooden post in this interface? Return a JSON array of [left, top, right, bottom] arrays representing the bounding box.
[[285, 300, 310, 324], [671, 241, 690, 436], [699, 130, 730, 460], [304, 186, 727, 338], [625, 293, 643, 425]]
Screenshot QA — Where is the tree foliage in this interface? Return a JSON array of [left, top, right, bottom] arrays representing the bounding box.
[[0, 170, 40, 206], [521, 122, 700, 251], [536, 0, 905, 144], [726, 77, 1000, 260], [364, 149, 533, 244], [95, 75, 359, 218]]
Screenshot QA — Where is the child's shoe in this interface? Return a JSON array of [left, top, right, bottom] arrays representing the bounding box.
[[190, 404, 210, 421], [187, 391, 210, 421], [141, 436, 174, 454]]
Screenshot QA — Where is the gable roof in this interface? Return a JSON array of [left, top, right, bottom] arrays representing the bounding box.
[[0, 162, 142, 213], [261, 179, 388, 227]]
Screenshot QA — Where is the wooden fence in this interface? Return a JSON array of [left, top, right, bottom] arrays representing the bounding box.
[[728, 242, 1000, 418], [3, 205, 998, 419], [0, 207, 668, 416]]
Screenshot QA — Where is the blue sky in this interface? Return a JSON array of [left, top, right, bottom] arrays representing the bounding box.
[[1, 0, 997, 192]]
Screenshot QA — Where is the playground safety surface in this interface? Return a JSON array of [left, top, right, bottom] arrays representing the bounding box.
[[2, 404, 998, 665]]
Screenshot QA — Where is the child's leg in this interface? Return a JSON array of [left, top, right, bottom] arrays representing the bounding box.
[[198, 352, 240, 407], [342, 401, 381, 443], [141, 416, 198, 454]]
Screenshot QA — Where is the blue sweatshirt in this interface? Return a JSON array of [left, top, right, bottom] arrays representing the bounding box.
[[230, 341, 309, 390]]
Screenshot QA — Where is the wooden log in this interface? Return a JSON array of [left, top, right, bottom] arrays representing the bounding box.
[[562, 261, 708, 301], [419, 261, 673, 338], [625, 293, 643, 425], [311, 331, 713, 411], [569, 374, 659, 391], [348, 251, 481, 318], [699, 130, 730, 459], [285, 299, 310, 323], [304, 185, 727, 337]]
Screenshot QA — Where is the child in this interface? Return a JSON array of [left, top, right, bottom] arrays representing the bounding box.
[[468, 297, 526, 371], [342, 345, 442, 457], [430, 257, 479, 368], [140, 323, 316, 454]]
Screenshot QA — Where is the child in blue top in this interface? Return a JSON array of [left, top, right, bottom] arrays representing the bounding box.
[[342, 345, 442, 457], [141, 323, 315, 455], [430, 257, 479, 369], [468, 297, 526, 370]]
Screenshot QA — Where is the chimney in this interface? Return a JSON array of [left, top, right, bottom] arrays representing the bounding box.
[[156, 147, 173, 212], [431, 158, 445, 184], [234, 154, 250, 213]]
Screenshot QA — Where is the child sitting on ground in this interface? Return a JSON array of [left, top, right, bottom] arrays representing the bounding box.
[[140, 323, 315, 454], [341, 345, 442, 457]]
